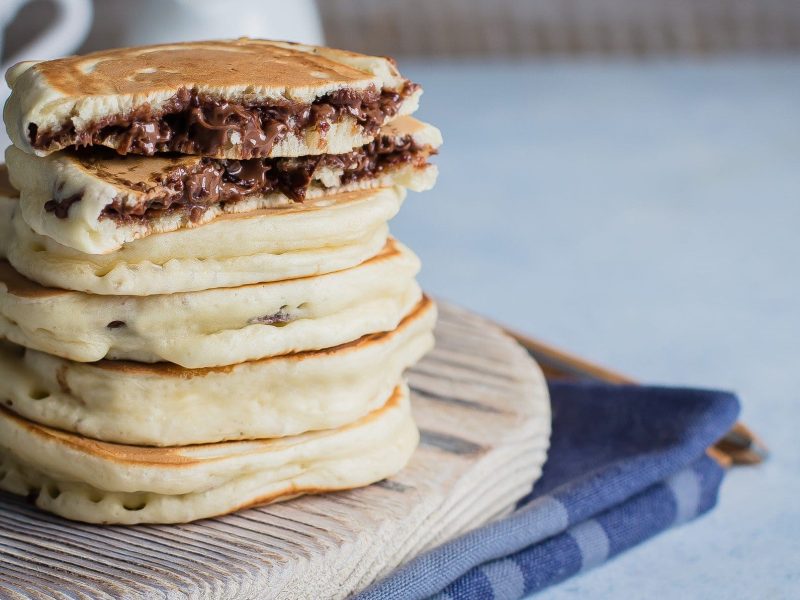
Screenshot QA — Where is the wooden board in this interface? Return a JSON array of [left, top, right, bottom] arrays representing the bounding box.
[[0, 301, 551, 599], [505, 327, 768, 466]]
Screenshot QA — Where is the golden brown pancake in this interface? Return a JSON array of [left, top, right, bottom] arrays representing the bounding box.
[[0, 238, 423, 367], [5, 116, 441, 253], [3, 186, 403, 295], [0, 383, 419, 524], [0, 165, 16, 198], [0, 297, 436, 446], [5, 39, 421, 159]]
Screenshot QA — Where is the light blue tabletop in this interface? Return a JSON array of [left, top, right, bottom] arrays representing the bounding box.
[[392, 58, 799, 598]]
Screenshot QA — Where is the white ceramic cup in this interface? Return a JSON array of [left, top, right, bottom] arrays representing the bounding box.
[[1, 0, 93, 149], [1, 0, 93, 74], [0, 0, 322, 150], [86, 0, 324, 49]]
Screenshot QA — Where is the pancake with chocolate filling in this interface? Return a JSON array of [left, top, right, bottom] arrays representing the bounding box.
[[0, 382, 418, 524], [4, 39, 421, 159], [0, 167, 13, 251], [0, 297, 435, 446], [1, 186, 403, 295], [7, 117, 440, 253], [0, 239, 421, 367]]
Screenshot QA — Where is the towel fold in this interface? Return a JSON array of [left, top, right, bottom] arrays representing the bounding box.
[[359, 381, 740, 599]]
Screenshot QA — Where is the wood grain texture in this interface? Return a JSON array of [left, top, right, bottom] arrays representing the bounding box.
[[0, 301, 551, 600], [320, 0, 800, 57], [505, 327, 768, 466]]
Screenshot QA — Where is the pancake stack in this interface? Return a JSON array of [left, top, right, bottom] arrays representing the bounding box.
[[0, 40, 440, 524]]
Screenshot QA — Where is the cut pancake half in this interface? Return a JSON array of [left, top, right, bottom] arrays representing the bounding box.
[[0, 239, 422, 367], [0, 382, 419, 524], [0, 297, 435, 445], [1, 186, 403, 295], [0, 167, 12, 250], [7, 117, 440, 253], [5, 39, 421, 158]]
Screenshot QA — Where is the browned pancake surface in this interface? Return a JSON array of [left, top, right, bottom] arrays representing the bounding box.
[[33, 40, 374, 97], [0, 386, 404, 465], [0, 166, 18, 199]]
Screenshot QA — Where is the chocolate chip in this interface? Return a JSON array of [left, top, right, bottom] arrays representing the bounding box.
[[87, 133, 427, 223], [32, 82, 419, 159]]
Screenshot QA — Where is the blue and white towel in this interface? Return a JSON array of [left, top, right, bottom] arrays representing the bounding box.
[[359, 381, 740, 599]]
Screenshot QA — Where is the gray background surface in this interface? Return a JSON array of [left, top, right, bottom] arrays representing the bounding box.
[[392, 57, 799, 598]]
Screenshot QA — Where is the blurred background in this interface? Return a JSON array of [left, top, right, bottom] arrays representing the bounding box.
[[5, 0, 800, 57], [2, 1, 799, 597]]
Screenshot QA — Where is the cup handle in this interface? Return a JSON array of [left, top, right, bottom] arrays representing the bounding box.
[[2, 0, 93, 73]]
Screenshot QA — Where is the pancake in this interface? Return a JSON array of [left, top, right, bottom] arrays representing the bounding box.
[[0, 239, 422, 367], [0, 297, 435, 446], [0, 165, 13, 198], [0, 168, 13, 255], [2, 186, 403, 295], [5, 39, 421, 159], [0, 382, 419, 524], [7, 117, 440, 253]]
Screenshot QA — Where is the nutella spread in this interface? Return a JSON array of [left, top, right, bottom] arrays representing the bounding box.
[[29, 83, 419, 158], [46, 194, 81, 219], [44, 133, 434, 222]]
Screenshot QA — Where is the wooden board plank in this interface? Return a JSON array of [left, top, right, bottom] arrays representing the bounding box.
[[0, 301, 551, 599], [504, 326, 768, 466]]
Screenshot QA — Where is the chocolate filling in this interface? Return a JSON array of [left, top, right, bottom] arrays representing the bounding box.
[[45, 193, 81, 219], [45, 133, 433, 223], [29, 82, 419, 158], [248, 307, 293, 326]]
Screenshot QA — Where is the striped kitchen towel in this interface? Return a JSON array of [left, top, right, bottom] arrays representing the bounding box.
[[359, 381, 740, 599]]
